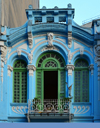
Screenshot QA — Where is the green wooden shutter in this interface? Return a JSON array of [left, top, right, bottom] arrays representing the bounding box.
[[74, 70, 81, 102], [60, 71, 65, 99], [36, 71, 42, 99], [13, 60, 27, 103], [74, 70, 89, 102], [81, 70, 89, 102]]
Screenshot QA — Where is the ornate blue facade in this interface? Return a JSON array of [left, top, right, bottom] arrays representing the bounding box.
[[0, 4, 100, 122]]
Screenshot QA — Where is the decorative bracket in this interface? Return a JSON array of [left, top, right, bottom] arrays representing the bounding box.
[[80, 47, 84, 55], [8, 65, 13, 76], [17, 48, 21, 56], [28, 32, 33, 49], [47, 33, 53, 47], [68, 51, 73, 64], [0, 41, 7, 57], [68, 32, 72, 48], [89, 64, 94, 75], [65, 64, 74, 76], [28, 53, 33, 64], [27, 65, 36, 76]]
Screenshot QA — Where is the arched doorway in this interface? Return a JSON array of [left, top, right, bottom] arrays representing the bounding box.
[[36, 52, 65, 100]]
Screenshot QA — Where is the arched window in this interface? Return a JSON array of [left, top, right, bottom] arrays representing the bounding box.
[[74, 59, 89, 102], [36, 52, 65, 100], [13, 60, 27, 103]]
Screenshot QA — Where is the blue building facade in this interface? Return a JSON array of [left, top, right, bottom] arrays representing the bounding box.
[[0, 4, 100, 122]]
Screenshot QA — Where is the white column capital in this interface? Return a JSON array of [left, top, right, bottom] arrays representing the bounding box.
[[27, 65, 36, 76], [65, 64, 74, 76], [8, 65, 13, 76]]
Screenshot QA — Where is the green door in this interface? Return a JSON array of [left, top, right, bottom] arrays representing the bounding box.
[[36, 52, 65, 101]]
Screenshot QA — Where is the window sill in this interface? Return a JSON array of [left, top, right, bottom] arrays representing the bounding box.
[[72, 102, 91, 105], [10, 103, 28, 106]]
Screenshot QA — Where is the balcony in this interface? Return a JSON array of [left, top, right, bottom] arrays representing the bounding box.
[[25, 99, 74, 122]]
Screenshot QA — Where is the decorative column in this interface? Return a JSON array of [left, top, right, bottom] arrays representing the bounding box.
[[89, 64, 94, 115], [27, 65, 36, 99], [65, 65, 74, 97]]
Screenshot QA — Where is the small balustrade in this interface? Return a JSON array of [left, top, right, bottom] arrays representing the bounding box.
[[28, 99, 70, 114]]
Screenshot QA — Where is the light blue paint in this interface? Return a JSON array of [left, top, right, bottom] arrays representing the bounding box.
[[0, 4, 100, 123]]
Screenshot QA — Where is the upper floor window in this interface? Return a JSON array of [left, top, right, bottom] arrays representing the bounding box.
[[74, 59, 89, 102], [13, 60, 27, 103]]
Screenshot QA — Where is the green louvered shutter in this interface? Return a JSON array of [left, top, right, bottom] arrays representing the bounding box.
[[13, 60, 27, 103], [74, 70, 81, 102], [36, 71, 42, 99], [60, 71, 65, 99], [81, 70, 89, 102]]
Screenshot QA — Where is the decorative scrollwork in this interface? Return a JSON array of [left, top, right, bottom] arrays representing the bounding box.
[[73, 106, 90, 114], [12, 106, 28, 114]]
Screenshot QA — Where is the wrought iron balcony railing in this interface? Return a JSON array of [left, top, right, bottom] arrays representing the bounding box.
[[25, 99, 74, 122], [28, 99, 71, 113]]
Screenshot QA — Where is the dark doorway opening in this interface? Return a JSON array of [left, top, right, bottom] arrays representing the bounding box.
[[44, 71, 58, 99]]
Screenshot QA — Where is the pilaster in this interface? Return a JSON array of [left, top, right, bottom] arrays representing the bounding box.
[[27, 65, 36, 99]]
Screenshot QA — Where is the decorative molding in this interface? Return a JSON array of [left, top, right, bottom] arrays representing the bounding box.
[[27, 65, 36, 76], [12, 39, 27, 48], [73, 106, 90, 114], [65, 65, 74, 76], [17, 43, 27, 50], [41, 45, 59, 52], [96, 21, 100, 34], [0, 41, 7, 57], [89, 64, 94, 75], [16, 48, 21, 56], [80, 47, 84, 55], [47, 33, 53, 47], [55, 38, 66, 44], [68, 51, 73, 64], [12, 106, 28, 114], [28, 53, 33, 64], [8, 47, 12, 53], [35, 38, 45, 44], [28, 32, 33, 49], [68, 32, 72, 48], [73, 38, 92, 48], [94, 41, 100, 57], [33, 34, 68, 39], [74, 42, 84, 50], [8, 65, 13, 76], [31, 40, 69, 54]]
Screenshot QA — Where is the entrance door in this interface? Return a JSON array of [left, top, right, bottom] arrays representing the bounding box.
[[44, 71, 58, 99]]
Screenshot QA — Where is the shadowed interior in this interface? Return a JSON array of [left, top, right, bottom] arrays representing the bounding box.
[[44, 71, 58, 99]]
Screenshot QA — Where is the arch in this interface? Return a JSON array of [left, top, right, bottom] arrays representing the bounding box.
[[9, 52, 28, 67], [36, 52, 65, 68], [72, 50, 93, 65], [33, 42, 68, 66], [13, 60, 27, 103], [74, 58, 89, 102]]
